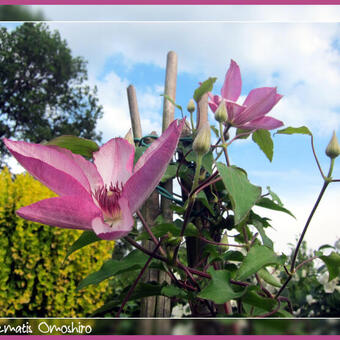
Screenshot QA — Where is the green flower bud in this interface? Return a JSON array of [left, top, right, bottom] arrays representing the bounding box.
[[220, 233, 229, 251], [193, 122, 211, 156], [215, 100, 228, 123], [187, 99, 196, 113], [326, 131, 340, 159]]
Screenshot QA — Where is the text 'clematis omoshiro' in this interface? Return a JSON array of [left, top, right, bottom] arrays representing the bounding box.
[[4, 119, 184, 240], [208, 60, 284, 130]]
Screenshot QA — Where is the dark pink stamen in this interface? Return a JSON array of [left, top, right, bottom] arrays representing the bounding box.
[[94, 182, 123, 220]]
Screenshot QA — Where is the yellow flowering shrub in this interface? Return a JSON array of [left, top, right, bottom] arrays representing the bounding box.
[[0, 167, 114, 317]]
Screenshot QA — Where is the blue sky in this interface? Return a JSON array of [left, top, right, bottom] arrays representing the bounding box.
[[4, 5, 340, 254]]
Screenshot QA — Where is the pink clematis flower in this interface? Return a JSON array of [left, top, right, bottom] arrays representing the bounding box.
[[4, 119, 184, 240], [208, 60, 284, 130]]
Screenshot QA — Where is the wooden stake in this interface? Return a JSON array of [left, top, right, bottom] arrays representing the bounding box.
[[127, 84, 159, 318]]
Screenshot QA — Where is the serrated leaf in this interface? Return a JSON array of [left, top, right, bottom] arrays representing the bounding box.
[[276, 126, 312, 136], [252, 129, 273, 162], [161, 94, 183, 114], [77, 250, 149, 290], [45, 135, 99, 158], [198, 268, 246, 304], [193, 77, 217, 103], [235, 245, 285, 281], [65, 230, 101, 261], [256, 197, 295, 218], [161, 164, 178, 183], [217, 163, 261, 224], [258, 268, 281, 288], [319, 252, 340, 281]]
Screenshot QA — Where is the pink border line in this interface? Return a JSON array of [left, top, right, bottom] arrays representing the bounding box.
[[2, 0, 340, 4]]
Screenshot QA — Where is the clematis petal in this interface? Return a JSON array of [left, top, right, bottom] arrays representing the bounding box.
[[4, 139, 90, 197], [91, 197, 134, 240], [237, 87, 279, 124], [241, 116, 284, 130], [225, 100, 246, 123], [16, 196, 101, 230], [221, 60, 242, 102], [51, 146, 104, 193], [123, 119, 184, 213], [208, 93, 222, 113], [93, 138, 134, 186]]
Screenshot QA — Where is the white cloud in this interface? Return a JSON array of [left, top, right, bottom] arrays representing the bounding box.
[[255, 185, 340, 255], [44, 20, 340, 137], [91, 71, 163, 142]]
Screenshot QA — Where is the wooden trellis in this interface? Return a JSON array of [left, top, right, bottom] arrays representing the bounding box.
[[127, 51, 209, 322]]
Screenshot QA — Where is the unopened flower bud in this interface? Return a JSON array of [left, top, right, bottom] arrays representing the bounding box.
[[326, 131, 340, 159], [220, 233, 229, 251], [215, 100, 228, 123], [187, 99, 196, 113], [124, 128, 134, 147], [193, 122, 211, 156]]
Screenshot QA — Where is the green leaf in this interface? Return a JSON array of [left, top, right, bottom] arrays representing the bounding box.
[[319, 252, 340, 281], [242, 287, 277, 311], [267, 186, 283, 207], [236, 128, 251, 139], [161, 164, 178, 183], [197, 190, 215, 216], [235, 245, 285, 281], [198, 268, 246, 304], [276, 126, 312, 136], [222, 251, 244, 262], [77, 250, 149, 290], [211, 125, 220, 138], [161, 94, 183, 114], [134, 146, 147, 165], [252, 129, 274, 162], [65, 230, 101, 261], [91, 282, 165, 316], [161, 285, 187, 298], [216, 163, 261, 224], [136, 222, 199, 241], [202, 151, 214, 173], [257, 268, 282, 288], [45, 135, 99, 158], [252, 219, 273, 249], [256, 197, 295, 218], [193, 77, 217, 103]]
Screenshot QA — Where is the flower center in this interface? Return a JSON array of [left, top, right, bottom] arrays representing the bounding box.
[[93, 182, 123, 226]]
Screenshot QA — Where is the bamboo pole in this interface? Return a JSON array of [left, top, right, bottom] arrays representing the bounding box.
[[155, 51, 178, 322], [127, 84, 159, 318]]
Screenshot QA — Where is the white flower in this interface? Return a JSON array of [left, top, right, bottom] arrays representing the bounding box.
[[171, 304, 191, 318], [318, 272, 338, 293], [306, 294, 316, 305]]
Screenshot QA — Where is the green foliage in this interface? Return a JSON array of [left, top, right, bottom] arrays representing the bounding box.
[[45, 135, 99, 159], [217, 163, 262, 224], [252, 129, 274, 162], [276, 126, 312, 136], [0, 23, 103, 162], [0, 168, 113, 317], [235, 245, 285, 281], [0, 5, 45, 21], [193, 77, 217, 103], [319, 252, 340, 281], [198, 268, 246, 304]]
